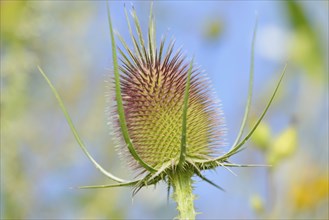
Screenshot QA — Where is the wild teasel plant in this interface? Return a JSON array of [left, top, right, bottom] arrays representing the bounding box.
[[38, 3, 286, 219]]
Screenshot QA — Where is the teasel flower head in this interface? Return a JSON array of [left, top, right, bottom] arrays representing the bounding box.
[[111, 10, 225, 173], [38, 2, 286, 219], [104, 3, 285, 217]]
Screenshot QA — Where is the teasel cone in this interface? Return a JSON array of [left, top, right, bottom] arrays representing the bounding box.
[[112, 14, 226, 173], [38, 2, 286, 219], [105, 3, 286, 219], [103, 4, 228, 218]]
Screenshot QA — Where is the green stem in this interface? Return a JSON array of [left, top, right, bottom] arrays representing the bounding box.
[[170, 170, 196, 219]]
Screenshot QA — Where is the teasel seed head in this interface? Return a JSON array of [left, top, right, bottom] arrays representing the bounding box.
[[38, 3, 286, 219], [110, 6, 225, 172]]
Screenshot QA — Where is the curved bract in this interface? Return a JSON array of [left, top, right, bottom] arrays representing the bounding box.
[[37, 66, 127, 184], [107, 3, 156, 172]]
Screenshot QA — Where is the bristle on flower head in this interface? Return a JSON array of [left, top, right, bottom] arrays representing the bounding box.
[[111, 5, 225, 170]]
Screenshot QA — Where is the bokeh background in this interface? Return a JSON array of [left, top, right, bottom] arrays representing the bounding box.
[[1, 0, 328, 219]]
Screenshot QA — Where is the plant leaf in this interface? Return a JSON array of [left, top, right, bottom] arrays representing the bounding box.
[[231, 17, 258, 149], [37, 66, 126, 183], [196, 64, 287, 169], [221, 163, 271, 168], [107, 2, 156, 172], [223, 64, 287, 158], [78, 180, 141, 189], [178, 57, 194, 167], [195, 172, 225, 192]]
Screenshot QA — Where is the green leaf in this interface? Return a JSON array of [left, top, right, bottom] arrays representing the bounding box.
[[195, 172, 225, 192], [178, 57, 194, 167], [78, 180, 141, 189], [196, 64, 287, 169], [225, 64, 287, 158], [221, 163, 271, 168], [78, 162, 172, 190], [106, 2, 156, 172], [231, 17, 257, 149], [37, 66, 126, 183]]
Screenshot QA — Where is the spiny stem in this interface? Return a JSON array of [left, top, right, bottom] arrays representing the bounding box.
[[170, 170, 196, 220]]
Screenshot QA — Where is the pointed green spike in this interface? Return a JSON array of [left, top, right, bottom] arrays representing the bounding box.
[[145, 161, 171, 183], [148, 1, 156, 62], [106, 2, 156, 172], [158, 34, 167, 62], [132, 161, 171, 197], [178, 57, 194, 167], [131, 5, 148, 60], [218, 163, 238, 176], [231, 18, 258, 150], [78, 179, 141, 189], [221, 163, 271, 167], [115, 31, 134, 63], [79, 165, 167, 190], [167, 181, 171, 204], [196, 172, 225, 192], [37, 66, 126, 183], [124, 4, 141, 57]]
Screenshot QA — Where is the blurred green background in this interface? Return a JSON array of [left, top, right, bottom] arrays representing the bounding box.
[[1, 1, 328, 219]]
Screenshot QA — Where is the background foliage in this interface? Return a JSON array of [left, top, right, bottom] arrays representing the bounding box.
[[1, 1, 328, 219]]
